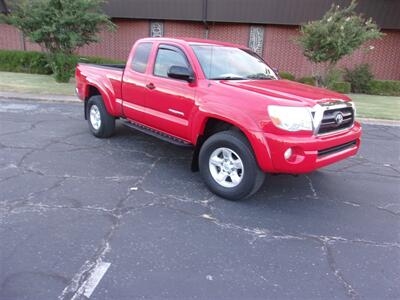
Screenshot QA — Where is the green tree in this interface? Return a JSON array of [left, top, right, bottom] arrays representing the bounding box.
[[1, 0, 115, 82], [298, 0, 382, 86]]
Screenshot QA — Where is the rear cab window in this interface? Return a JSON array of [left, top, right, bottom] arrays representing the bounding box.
[[131, 42, 153, 73]]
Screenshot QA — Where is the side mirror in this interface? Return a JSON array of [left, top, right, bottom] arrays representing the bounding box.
[[272, 67, 279, 76], [167, 66, 194, 82]]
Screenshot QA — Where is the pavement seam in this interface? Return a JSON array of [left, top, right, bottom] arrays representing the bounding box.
[[0, 92, 80, 103]]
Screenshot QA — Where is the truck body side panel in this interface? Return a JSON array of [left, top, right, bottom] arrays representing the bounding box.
[[75, 64, 124, 116]]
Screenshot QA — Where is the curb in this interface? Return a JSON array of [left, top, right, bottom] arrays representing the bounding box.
[[0, 91, 80, 103], [358, 118, 400, 127]]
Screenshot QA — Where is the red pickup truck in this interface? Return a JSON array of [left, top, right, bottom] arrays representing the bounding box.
[[76, 37, 362, 200]]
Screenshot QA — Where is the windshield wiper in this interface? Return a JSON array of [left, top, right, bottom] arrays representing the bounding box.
[[209, 76, 246, 80], [247, 73, 275, 80]]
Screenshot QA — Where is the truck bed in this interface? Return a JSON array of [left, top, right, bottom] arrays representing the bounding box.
[[84, 63, 126, 70], [75, 63, 125, 113]]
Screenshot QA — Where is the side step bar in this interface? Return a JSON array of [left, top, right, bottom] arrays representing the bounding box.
[[120, 119, 193, 148]]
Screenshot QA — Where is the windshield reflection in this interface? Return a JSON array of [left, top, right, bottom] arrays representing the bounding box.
[[191, 45, 278, 81]]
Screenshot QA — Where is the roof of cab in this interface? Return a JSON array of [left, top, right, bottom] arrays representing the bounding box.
[[137, 37, 248, 49]]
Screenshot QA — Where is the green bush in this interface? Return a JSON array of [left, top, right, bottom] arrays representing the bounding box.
[[331, 81, 351, 94], [297, 76, 316, 86], [367, 80, 400, 96], [0, 50, 124, 79], [279, 72, 296, 81], [344, 64, 373, 93], [78, 56, 124, 65], [48, 52, 78, 83], [325, 68, 343, 90], [50, 53, 124, 82], [0, 50, 52, 74]]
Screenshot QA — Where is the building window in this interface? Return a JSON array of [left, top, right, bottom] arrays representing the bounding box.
[[150, 21, 164, 37], [249, 26, 265, 56]]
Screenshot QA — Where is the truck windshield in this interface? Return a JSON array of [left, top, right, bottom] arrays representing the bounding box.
[[191, 45, 278, 80]]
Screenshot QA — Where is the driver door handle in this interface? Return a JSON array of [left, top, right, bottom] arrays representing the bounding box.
[[146, 83, 156, 90]]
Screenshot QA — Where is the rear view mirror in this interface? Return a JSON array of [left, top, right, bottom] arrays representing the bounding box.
[[168, 66, 194, 82]]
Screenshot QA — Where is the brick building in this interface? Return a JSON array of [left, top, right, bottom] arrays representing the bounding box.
[[1, 0, 399, 80]]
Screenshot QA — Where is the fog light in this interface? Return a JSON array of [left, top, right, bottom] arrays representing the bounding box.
[[284, 148, 293, 160]]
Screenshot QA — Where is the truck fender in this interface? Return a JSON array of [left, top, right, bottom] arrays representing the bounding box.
[[83, 81, 118, 117], [190, 108, 274, 172]]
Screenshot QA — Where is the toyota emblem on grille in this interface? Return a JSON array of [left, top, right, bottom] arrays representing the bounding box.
[[335, 112, 344, 125]]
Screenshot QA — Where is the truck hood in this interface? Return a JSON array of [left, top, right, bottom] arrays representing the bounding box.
[[219, 79, 350, 106]]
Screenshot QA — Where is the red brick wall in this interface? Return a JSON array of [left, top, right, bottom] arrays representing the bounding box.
[[0, 24, 21, 50], [207, 23, 249, 46], [78, 20, 149, 60], [1, 20, 399, 80], [264, 25, 400, 80], [264, 26, 309, 77], [164, 21, 204, 38], [163, 21, 250, 46], [349, 30, 400, 81]]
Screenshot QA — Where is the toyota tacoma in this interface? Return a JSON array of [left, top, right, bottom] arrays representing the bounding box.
[[75, 37, 362, 200]]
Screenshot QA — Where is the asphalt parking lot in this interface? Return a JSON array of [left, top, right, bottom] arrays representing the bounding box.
[[0, 99, 399, 300]]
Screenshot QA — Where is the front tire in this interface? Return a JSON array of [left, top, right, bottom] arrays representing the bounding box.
[[199, 130, 265, 200], [87, 95, 115, 138]]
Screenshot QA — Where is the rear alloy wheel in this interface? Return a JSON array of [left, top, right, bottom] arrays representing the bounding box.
[[89, 104, 102, 131], [87, 95, 115, 138], [199, 130, 265, 200]]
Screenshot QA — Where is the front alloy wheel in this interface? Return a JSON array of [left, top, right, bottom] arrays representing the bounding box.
[[209, 147, 244, 188], [199, 130, 265, 200]]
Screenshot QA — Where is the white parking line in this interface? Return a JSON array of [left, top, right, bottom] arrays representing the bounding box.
[[71, 262, 111, 299]]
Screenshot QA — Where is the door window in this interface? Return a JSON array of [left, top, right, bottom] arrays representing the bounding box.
[[153, 46, 189, 78]]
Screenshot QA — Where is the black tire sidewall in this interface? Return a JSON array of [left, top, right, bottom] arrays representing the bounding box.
[[199, 131, 259, 200], [87, 96, 114, 138]]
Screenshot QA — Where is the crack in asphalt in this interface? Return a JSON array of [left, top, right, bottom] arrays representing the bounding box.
[[135, 184, 399, 299], [138, 185, 400, 300], [305, 175, 318, 199], [325, 163, 400, 179], [0, 120, 46, 138], [58, 220, 116, 300], [322, 242, 360, 300], [2, 150, 399, 300], [57, 157, 162, 299], [1, 101, 399, 299]]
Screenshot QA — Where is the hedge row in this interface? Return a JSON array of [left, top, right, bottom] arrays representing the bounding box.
[[280, 70, 400, 96], [331, 82, 351, 94], [278, 72, 296, 81], [297, 77, 315, 86], [0, 50, 52, 74], [368, 80, 400, 96], [78, 55, 125, 65], [0, 50, 124, 75]]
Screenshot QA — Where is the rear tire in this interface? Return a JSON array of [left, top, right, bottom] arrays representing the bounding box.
[[199, 130, 265, 200], [87, 95, 115, 138]]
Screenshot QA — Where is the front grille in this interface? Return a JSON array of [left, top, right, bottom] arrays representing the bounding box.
[[318, 140, 357, 157], [318, 107, 354, 134]]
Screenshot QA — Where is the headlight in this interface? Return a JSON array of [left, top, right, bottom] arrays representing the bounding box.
[[351, 101, 357, 117], [268, 105, 313, 132]]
